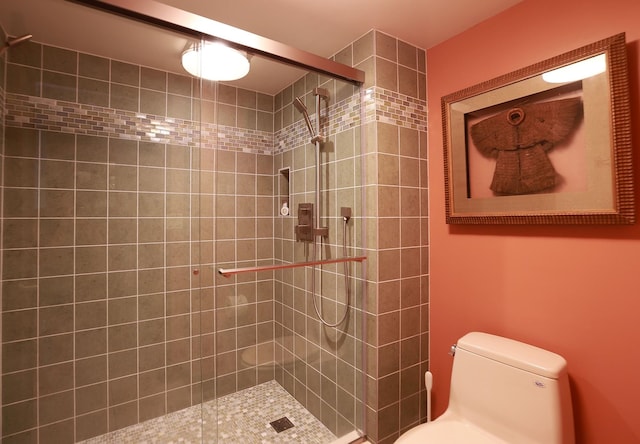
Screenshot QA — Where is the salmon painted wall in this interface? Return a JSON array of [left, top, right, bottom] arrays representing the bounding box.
[[427, 0, 640, 442]]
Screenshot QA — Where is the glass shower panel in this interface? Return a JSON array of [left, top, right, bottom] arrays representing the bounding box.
[[214, 64, 366, 442], [0, 2, 209, 442]]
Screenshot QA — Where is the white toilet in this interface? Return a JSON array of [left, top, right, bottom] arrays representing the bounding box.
[[396, 332, 575, 444]]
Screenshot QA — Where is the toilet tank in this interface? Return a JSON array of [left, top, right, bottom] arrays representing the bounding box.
[[447, 332, 575, 444]]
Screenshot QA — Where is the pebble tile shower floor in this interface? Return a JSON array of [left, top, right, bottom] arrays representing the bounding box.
[[79, 380, 337, 444]]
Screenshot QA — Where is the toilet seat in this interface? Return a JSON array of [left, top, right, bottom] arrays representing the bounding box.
[[395, 416, 508, 444]]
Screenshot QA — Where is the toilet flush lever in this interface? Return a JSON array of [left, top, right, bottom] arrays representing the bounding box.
[[449, 344, 457, 357]]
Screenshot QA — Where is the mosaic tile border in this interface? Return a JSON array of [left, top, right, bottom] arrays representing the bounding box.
[[4, 93, 274, 153], [368, 86, 427, 132], [274, 86, 426, 154], [5, 84, 425, 157]]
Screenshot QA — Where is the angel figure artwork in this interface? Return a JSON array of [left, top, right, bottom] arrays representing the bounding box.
[[469, 97, 583, 195]]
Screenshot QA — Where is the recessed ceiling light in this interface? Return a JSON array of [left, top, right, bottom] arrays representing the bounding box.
[[181, 41, 250, 81]]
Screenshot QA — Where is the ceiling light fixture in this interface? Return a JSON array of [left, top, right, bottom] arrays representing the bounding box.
[[542, 54, 606, 83], [181, 41, 250, 81]]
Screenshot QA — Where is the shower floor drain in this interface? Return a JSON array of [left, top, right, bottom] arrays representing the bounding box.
[[269, 416, 295, 433]]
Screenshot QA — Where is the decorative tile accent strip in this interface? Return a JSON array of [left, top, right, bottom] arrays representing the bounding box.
[[214, 125, 274, 154], [274, 92, 363, 154], [5, 86, 425, 156], [369, 86, 427, 131], [79, 380, 337, 444], [274, 86, 426, 154], [4, 93, 274, 154]]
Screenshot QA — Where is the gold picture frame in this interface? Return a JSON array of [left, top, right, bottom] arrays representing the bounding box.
[[442, 33, 634, 224]]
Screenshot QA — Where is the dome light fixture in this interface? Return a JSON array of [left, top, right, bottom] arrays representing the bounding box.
[[181, 41, 250, 81], [542, 54, 606, 83]]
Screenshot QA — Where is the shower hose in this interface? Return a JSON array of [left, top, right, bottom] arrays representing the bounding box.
[[310, 214, 351, 327]]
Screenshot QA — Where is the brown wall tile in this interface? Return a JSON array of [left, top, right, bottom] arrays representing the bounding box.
[[39, 334, 74, 365], [75, 328, 107, 359], [2, 399, 37, 435], [76, 382, 107, 415], [3, 188, 38, 217], [109, 349, 137, 379], [75, 273, 107, 302], [7, 64, 41, 96], [3, 340, 37, 373], [39, 418, 74, 444], [108, 323, 137, 352], [76, 355, 108, 387], [44, 45, 77, 74], [2, 279, 37, 310], [139, 393, 166, 421], [109, 375, 138, 405], [4, 157, 38, 187], [39, 304, 74, 335], [39, 218, 74, 247], [2, 219, 38, 248], [75, 301, 106, 330], [3, 369, 37, 404], [108, 271, 137, 299], [109, 400, 138, 431], [76, 409, 108, 441], [139, 344, 165, 372], [2, 309, 37, 341], [39, 390, 74, 425]]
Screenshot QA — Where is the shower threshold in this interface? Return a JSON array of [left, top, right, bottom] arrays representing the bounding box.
[[79, 380, 357, 444]]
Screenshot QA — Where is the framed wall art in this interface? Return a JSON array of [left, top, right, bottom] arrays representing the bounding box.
[[442, 33, 634, 224]]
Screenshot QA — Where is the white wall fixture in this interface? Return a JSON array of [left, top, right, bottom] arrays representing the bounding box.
[[182, 41, 250, 81]]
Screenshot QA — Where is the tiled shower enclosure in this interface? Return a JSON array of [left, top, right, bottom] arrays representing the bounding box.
[[1, 3, 431, 444], [0, 9, 368, 444]]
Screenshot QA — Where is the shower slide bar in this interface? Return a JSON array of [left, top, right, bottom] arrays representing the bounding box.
[[218, 256, 366, 278]]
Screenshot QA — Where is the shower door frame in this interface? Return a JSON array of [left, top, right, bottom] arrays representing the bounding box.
[[67, 0, 365, 85]]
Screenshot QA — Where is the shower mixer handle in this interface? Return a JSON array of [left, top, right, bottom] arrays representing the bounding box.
[[295, 224, 313, 242], [294, 203, 329, 242], [295, 203, 314, 242], [294, 225, 327, 242]]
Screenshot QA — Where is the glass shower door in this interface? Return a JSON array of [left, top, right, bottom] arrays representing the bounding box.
[[212, 62, 367, 443], [0, 2, 211, 442]]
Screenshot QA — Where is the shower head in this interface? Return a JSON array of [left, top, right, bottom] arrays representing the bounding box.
[[293, 96, 308, 114], [0, 34, 33, 56], [293, 96, 316, 139]]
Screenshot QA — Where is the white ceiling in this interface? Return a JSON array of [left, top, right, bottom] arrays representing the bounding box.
[[0, 0, 521, 95]]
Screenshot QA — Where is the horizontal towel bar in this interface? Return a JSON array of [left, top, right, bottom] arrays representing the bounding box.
[[218, 256, 367, 278]]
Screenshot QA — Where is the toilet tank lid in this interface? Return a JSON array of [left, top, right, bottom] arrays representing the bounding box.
[[457, 332, 568, 379]]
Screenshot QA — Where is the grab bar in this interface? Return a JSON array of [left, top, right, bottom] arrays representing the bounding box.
[[218, 256, 366, 278]]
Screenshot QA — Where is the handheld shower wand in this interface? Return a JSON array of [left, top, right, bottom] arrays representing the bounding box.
[[293, 97, 315, 138]]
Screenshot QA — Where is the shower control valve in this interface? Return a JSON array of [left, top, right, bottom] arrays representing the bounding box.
[[295, 203, 314, 242], [295, 224, 313, 242]]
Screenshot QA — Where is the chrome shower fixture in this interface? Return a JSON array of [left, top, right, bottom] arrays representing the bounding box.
[[293, 88, 329, 144], [293, 97, 316, 140], [0, 34, 33, 55]]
